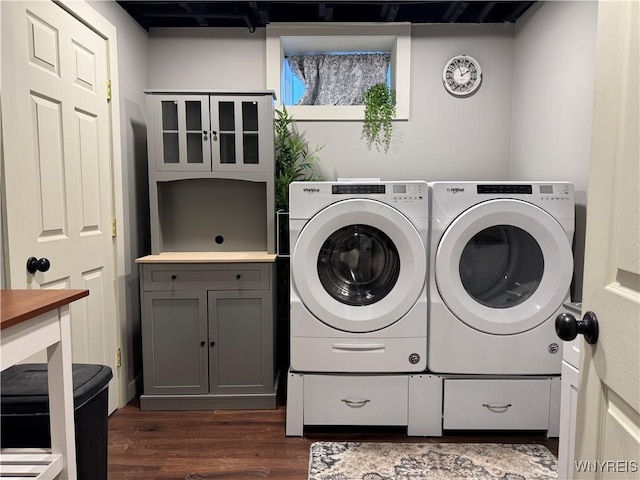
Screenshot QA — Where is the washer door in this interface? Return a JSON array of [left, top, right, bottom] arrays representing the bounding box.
[[435, 199, 573, 335], [292, 198, 426, 333]]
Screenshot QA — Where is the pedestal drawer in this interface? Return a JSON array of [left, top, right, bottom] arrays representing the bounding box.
[[304, 375, 408, 426], [443, 378, 551, 430]]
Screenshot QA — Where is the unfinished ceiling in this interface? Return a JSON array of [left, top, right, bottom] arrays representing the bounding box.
[[116, 1, 537, 31]]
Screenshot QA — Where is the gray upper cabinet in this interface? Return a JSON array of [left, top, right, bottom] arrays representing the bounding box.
[[145, 90, 276, 255], [153, 95, 211, 172], [211, 96, 270, 172], [148, 92, 274, 175]]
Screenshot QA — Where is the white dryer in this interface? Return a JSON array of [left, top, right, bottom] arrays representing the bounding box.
[[428, 181, 574, 375], [289, 180, 428, 373]]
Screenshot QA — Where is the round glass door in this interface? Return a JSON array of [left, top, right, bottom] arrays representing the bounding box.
[[459, 225, 544, 309], [435, 199, 573, 335], [291, 198, 427, 333], [318, 224, 400, 306]]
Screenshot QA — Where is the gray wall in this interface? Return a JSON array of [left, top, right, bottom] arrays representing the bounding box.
[[511, 1, 598, 301], [87, 0, 151, 402], [148, 24, 516, 182]]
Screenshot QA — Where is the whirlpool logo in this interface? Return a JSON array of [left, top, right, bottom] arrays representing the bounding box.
[[303, 187, 320, 193], [447, 187, 465, 193]]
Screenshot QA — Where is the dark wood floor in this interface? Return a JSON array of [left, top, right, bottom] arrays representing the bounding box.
[[107, 397, 558, 479]]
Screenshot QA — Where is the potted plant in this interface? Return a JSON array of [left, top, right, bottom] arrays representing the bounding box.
[[274, 106, 323, 255], [273, 106, 323, 372], [362, 83, 396, 153], [274, 106, 323, 212]]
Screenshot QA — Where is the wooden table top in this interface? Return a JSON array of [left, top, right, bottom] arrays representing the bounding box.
[[1, 289, 89, 330], [136, 252, 278, 263]]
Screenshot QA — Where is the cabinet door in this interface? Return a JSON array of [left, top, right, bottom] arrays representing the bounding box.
[[210, 96, 269, 172], [208, 290, 274, 394], [153, 95, 211, 171], [142, 291, 209, 394]]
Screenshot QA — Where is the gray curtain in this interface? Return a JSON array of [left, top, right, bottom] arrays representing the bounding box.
[[287, 53, 390, 105]]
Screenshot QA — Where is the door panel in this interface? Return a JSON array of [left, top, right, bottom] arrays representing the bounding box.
[[2, 1, 119, 412], [574, 1, 640, 477], [142, 291, 208, 395], [208, 290, 273, 394]]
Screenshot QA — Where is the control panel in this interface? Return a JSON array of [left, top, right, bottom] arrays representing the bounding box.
[[391, 183, 425, 202], [477, 184, 533, 194], [539, 184, 572, 202], [332, 184, 385, 195], [330, 183, 426, 203]]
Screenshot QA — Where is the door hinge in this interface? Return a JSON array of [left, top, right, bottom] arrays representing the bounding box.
[[116, 348, 122, 367], [106, 80, 112, 102], [111, 218, 117, 237]]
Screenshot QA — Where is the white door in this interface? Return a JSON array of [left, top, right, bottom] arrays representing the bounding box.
[[574, 1, 639, 478], [1, 1, 120, 412]]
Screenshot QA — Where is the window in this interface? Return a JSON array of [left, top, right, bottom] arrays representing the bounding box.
[[280, 52, 391, 106], [266, 23, 411, 121]]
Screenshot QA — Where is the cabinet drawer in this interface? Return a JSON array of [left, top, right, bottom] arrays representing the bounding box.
[[443, 379, 551, 430], [142, 263, 269, 291], [304, 375, 408, 426]]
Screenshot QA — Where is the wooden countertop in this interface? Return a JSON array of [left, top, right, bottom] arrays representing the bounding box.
[[1, 289, 89, 330], [136, 252, 278, 263]]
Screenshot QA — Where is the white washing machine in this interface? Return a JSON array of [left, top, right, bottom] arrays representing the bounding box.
[[289, 180, 428, 372], [428, 181, 574, 375]]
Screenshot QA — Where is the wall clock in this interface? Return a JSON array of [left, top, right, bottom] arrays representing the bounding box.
[[443, 55, 482, 97]]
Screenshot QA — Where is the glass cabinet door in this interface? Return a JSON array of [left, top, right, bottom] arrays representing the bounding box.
[[154, 95, 211, 171], [210, 96, 266, 171]]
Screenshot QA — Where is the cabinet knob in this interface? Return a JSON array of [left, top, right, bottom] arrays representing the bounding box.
[[203, 130, 208, 141], [210, 341, 215, 347], [200, 341, 205, 347], [211, 130, 218, 141], [236, 274, 242, 280], [171, 274, 177, 280]]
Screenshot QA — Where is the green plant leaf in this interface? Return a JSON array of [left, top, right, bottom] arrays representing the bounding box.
[[362, 83, 396, 153]]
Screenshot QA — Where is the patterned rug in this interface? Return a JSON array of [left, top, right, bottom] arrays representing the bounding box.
[[308, 442, 558, 480]]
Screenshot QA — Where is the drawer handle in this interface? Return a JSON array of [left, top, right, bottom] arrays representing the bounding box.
[[332, 343, 385, 352], [171, 274, 177, 280], [236, 274, 242, 280], [482, 403, 512, 412], [341, 398, 371, 408]]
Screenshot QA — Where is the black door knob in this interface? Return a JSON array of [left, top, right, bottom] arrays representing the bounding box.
[[26, 257, 51, 274], [555, 311, 599, 345]]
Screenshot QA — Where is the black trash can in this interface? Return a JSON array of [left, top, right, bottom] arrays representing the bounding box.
[[1, 363, 113, 480]]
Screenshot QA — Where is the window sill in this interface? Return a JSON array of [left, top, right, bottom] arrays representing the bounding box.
[[283, 104, 408, 121]]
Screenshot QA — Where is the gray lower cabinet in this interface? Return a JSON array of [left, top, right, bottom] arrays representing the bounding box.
[[139, 260, 278, 410]]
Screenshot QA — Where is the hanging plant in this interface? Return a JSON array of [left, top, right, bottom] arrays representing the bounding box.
[[274, 106, 323, 212], [362, 83, 396, 153]]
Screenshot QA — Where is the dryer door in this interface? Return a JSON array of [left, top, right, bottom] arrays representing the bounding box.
[[292, 198, 426, 333], [435, 199, 573, 335]]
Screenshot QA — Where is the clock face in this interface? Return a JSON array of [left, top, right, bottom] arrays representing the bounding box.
[[443, 55, 482, 96]]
